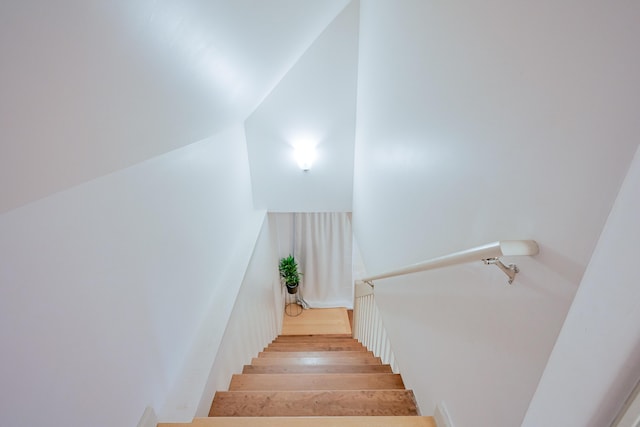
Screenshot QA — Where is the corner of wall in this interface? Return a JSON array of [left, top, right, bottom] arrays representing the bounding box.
[[434, 402, 455, 427], [135, 407, 158, 427]]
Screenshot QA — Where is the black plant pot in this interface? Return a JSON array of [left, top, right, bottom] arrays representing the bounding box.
[[286, 284, 299, 294]]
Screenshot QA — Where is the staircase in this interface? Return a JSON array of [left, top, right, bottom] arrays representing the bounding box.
[[159, 334, 435, 426]]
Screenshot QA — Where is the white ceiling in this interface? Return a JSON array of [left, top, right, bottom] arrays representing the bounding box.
[[0, 0, 350, 213]]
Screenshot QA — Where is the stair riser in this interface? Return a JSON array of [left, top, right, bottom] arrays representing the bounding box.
[[258, 351, 374, 358], [273, 338, 359, 344], [250, 357, 384, 366], [278, 334, 352, 339], [242, 365, 393, 374], [266, 344, 366, 352], [209, 390, 419, 417], [228, 373, 405, 391]]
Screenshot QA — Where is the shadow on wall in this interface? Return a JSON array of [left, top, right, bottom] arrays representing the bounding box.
[[533, 243, 586, 287]]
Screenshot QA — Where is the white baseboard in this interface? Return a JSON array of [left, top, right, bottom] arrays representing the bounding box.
[[136, 406, 158, 427], [434, 401, 455, 427]]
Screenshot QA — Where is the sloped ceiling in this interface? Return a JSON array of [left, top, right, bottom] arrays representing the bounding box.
[[245, 1, 359, 212], [0, 0, 350, 213]]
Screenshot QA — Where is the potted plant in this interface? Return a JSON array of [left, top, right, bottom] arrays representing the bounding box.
[[279, 255, 301, 294]]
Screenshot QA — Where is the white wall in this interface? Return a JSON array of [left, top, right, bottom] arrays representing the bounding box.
[[0, 126, 259, 427], [522, 146, 640, 426], [195, 214, 283, 417], [245, 1, 359, 212], [269, 213, 297, 260], [0, 0, 350, 214], [352, 1, 640, 426], [158, 207, 267, 422]]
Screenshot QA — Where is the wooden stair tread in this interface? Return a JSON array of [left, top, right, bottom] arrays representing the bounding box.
[[279, 334, 352, 338], [242, 364, 393, 374], [209, 390, 419, 417], [251, 356, 383, 366], [258, 351, 374, 358], [266, 343, 366, 351], [159, 416, 436, 426], [270, 339, 361, 343], [274, 336, 358, 343], [229, 373, 405, 391], [204, 333, 425, 422]]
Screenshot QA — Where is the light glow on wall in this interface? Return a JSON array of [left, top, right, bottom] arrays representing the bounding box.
[[293, 140, 317, 171]]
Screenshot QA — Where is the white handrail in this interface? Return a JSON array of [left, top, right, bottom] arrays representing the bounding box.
[[360, 240, 539, 285]]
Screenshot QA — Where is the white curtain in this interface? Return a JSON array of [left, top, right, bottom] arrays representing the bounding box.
[[294, 212, 353, 308]]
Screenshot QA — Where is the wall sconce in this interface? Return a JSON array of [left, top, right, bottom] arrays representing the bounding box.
[[293, 141, 316, 171]]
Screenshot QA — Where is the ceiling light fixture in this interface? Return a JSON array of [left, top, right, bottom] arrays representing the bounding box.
[[293, 141, 316, 171]]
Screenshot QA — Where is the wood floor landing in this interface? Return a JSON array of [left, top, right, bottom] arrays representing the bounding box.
[[281, 307, 352, 335]]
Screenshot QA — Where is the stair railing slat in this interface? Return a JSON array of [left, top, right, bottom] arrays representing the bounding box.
[[353, 283, 399, 374]]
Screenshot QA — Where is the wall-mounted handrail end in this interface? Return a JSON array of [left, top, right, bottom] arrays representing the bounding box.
[[483, 257, 520, 285], [498, 240, 539, 257]]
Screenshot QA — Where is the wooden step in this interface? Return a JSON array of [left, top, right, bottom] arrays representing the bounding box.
[[279, 333, 352, 339], [270, 338, 362, 343], [265, 343, 366, 352], [258, 351, 374, 358], [228, 373, 405, 391], [251, 356, 383, 366], [273, 336, 358, 343], [202, 333, 424, 423], [242, 364, 393, 374], [269, 339, 362, 345], [209, 390, 419, 416], [159, 415, 436, 426]]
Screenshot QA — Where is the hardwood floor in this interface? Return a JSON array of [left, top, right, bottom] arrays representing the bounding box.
[[281, 307, 352, 335]]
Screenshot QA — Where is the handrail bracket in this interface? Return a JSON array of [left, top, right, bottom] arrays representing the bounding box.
[[483, 257, 520, 285]]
